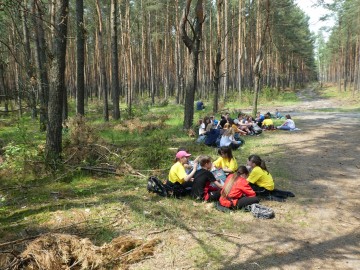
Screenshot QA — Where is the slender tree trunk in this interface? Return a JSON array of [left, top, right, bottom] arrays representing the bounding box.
[[111, 0, 120, 119], [46, 0, 69, 160], [252, 0, 269, 117], [180, 0, 204, 129], [95, 0, 109, 121], [223, 0, 228, 100], [11, 23, 22, 117], [76, 0, 85, 115], [213, 0, 223, 113], [33, 0, 49, 131], [0, 63, 8, 112], [149, 12, 155, 105]]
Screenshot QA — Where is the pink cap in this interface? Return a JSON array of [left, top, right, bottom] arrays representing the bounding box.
[[176, 150, 191, 159]]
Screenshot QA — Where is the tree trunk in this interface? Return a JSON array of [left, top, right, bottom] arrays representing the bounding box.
[[252, 0, 270, 117], [223, 0, 228, 100], [213, 0, 223, 113], [45, 0, 69, 160], [33, 0, 49, 131], [95, 0, 109, 121], [76, 0, 85, 115], [111, 0, 120, 120], [180, 0, 204, 129]]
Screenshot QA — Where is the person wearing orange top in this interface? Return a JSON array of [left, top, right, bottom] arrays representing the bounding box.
[[219, 166, 259, 209]]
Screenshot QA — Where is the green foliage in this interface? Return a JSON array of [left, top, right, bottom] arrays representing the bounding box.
[[0, 142, 40, 178], [140, 131, 173, 169]]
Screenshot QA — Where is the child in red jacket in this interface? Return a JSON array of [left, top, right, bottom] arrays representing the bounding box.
[[219, 166, 259, 209]]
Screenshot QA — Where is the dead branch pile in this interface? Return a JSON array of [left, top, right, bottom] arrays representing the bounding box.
[[114, 115, 169, 134], [1, 233, 160, 270]]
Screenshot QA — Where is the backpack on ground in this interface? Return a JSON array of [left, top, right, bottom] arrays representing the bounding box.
[[252, 123, 263, 135], [245, 203, 275, 219], [147, 176, 168, 197], [147, 176, 189, 198]]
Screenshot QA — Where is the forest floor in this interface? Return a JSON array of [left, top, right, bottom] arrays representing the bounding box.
[[1, 85, 360, 269], [131, 86, 360, 270]]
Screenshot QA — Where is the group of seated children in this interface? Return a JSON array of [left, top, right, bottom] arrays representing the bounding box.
[[198, 111, 296, 145], [255, 111, 296, 131], [168, 147, 295, 210]]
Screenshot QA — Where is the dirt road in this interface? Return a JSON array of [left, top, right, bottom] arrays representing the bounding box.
[[132, 87, 360, 270]]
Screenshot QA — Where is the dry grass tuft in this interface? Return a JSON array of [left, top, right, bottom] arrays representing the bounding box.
[[2, 233, 160, 270], [114, 116, 169, 134]]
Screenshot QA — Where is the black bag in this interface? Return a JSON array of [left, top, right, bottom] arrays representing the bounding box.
[[147, 176, 188, 198], [147, 176, 168, 197]]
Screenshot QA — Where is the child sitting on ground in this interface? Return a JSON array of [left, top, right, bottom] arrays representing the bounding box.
[[213, 146, 238, 174], [219, 128, 242, 150], [191, 156, 223, 201], [262, 114, 275, 130], [277, 114, 295, 130], [275, 109, 283, 119], [168, 151, 199, 189], [219, 166, 259, 209], [247, 155, 295, 200]]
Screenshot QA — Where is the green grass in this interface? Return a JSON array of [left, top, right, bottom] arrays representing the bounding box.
[[0, 90, 318, 265]]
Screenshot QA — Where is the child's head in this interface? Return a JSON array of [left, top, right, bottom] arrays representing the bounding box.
[[199, 155, 212, 170], [248, 154, 268, 172], [218, 146, 233, 160], [286, 114, 291, 119], [175, 150, 191, 163], [237, 165, 249, 178], [265, 114, 270, 119], [203, 116, 210, 124]]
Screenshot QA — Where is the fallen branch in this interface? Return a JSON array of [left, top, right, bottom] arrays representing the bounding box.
[[189, 229, 242, 240], [147, 228, 172, 236]]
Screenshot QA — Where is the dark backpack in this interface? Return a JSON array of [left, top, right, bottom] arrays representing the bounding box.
[[147, 176, 188, 198], [147, 176, 168, 197], [205, 129, 221, 147]]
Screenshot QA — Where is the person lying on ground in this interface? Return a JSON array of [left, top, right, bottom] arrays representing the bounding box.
[[168, 151, 199, 189], [262, 114, 275, 130], [191, 155, 222, 201], [219, 127, 242, 150], [247, 155, 295, 199], [277, 114, 295, 130], [219, 166, 259, 209], [213, 146, 238, 174]]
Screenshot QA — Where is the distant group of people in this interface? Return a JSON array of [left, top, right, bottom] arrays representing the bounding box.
[[197, 109, 297, 148], [167, 147, 295, 211]]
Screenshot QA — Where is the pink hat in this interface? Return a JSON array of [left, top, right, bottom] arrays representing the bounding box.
[[176, 150, 191, 159]]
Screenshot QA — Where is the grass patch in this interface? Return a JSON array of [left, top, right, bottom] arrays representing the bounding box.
[[0, 94, 304, 267]]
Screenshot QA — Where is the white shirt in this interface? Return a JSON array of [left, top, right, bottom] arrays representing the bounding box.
[[199, 123, 206, 135], [220, 135, 234, 147], [285, 119, 295, 129]]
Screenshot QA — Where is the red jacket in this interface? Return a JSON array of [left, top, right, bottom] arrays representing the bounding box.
[[219, 174, 256, 208]]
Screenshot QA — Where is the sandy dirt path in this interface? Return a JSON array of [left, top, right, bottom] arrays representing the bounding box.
[[132, 88, 360, 270]]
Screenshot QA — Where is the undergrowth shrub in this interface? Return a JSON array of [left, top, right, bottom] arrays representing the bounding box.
[[139, 131, 172, 169]]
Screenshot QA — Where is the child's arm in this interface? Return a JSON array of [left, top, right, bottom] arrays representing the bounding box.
[[214, 180, 223, 188]]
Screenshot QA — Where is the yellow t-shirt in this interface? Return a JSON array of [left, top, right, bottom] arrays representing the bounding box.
[[213, 157, 238, 172], [247, 166, 274, 190], [168, 161, 187, 184], [262, 118, 274, 126]]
